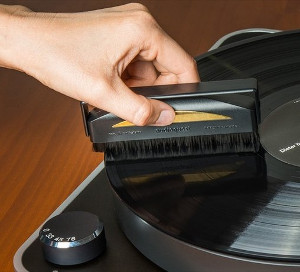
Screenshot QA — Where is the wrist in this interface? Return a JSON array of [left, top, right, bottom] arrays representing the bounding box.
[[0, 5, 34, 71]]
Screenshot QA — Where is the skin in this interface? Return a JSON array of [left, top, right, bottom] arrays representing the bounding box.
[[0, 3, 199, 126]]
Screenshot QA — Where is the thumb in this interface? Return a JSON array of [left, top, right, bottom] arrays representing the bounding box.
[[99, 80, 175, 126]]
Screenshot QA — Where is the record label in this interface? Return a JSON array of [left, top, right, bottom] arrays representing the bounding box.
[[260, 98, 300, 167]]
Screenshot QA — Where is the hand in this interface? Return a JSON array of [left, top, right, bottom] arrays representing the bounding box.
[[0, 3, 199, 126]]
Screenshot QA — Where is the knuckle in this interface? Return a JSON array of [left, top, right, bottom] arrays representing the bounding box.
[[191, 58, 198, 71], [11, 5, 31, 13], [136, 9, 155, 25], [127, 3, 149, 12], [128, 6, 155, 27], [182, 57, 199, 81], [122, 5, 157, 41]]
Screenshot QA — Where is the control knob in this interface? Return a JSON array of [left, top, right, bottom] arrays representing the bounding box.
[[39, 211, 106, 265]]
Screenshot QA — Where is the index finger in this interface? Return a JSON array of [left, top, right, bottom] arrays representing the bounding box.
[[140, 29, 200, 85], [155, 32, 200, 84]]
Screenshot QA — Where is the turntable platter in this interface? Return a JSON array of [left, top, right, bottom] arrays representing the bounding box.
[[106, 29, 300, 271]]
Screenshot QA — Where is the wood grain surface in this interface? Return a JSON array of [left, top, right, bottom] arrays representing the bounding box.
[[0, 0, 299, 271]]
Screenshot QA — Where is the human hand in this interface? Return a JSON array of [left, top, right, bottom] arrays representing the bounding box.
[[0, 3, 199, 126]]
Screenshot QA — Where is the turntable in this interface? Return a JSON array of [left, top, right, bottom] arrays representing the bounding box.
[[14, 28, 300, 272]]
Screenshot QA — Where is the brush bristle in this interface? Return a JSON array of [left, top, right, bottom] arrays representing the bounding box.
[[101, 132, 260, 161]]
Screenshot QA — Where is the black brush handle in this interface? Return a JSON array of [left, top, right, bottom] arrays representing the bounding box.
[[83, 79, 258, 151]]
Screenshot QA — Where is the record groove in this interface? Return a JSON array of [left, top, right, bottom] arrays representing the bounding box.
[[106, 29, 300, 265]]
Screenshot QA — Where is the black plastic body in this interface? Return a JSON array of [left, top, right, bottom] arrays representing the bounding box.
[[81, 78, 258, 152]]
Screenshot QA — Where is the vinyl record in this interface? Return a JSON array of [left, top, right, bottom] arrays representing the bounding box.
[[106, 30, 300, 265]]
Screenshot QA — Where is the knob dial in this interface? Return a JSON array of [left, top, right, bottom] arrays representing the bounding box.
[[39, 211, 106, 265]]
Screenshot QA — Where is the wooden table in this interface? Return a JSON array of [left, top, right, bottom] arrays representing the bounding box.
[[0, 0, 299, 271]]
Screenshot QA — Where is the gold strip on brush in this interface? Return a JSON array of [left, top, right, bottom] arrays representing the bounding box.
[[112, 111, 231, 128]]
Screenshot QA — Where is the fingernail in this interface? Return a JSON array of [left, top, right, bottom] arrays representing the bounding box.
[[155, 110, 175, 126]]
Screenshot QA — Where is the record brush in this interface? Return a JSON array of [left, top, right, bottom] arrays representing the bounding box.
[[81, 78, 260, 161]]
